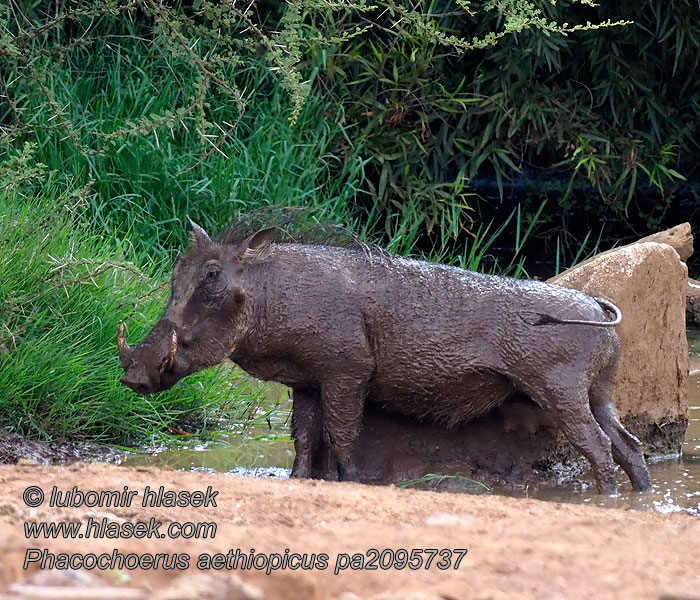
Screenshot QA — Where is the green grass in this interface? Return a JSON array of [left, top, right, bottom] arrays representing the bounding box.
[[397, 473, 492, 492], [8, 33, 369, 264], [0, 161, 272, 443]]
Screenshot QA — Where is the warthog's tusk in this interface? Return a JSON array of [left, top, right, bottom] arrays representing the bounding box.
[[166, 330, 178, 370], [117, 322, 131, 367]]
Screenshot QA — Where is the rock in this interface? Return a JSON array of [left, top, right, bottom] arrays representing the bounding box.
[[635, 222, 693, 261], [551, 222, 698, 331], [558, 223, 693, 275], [550, 242, 688, 454], [687, 278, 700, 326]]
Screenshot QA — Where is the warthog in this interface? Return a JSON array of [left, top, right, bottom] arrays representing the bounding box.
[[118, 219, 652, 494]]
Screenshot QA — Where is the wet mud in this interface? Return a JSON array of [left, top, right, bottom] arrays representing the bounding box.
[[0, 430, 121, 466]]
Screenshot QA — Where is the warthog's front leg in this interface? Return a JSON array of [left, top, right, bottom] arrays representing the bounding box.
[[291, 387, 322, 479], [320, 375, 368, 482]]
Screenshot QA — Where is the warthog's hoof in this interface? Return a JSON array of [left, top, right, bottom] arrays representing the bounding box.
[[597, 480, 619, 495]]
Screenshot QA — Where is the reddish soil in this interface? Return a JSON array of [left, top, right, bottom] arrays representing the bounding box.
[[0, 462, 698, 600]]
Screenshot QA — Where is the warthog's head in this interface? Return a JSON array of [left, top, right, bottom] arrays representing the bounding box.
[[118, 219, 275, 395]]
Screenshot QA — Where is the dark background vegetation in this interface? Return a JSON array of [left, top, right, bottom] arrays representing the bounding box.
[[1, 0, 698, 445]]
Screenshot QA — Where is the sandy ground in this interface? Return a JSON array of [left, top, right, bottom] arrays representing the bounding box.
[[0, 462, 698, 600]]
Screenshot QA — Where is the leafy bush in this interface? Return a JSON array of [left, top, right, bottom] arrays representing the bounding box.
[[313, 0, 699, 251], [2, 0, 630, 264]]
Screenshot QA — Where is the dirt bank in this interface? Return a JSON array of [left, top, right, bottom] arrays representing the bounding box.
[[0, 463, 698, 600]]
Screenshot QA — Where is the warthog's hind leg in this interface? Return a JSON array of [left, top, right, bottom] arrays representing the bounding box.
[[520, 376, 619, 495], [589, 367, 652, 492]]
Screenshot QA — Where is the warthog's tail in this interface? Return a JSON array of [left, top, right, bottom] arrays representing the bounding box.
[[519, 297, 622, 327]]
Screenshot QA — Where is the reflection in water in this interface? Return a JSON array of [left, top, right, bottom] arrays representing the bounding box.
[[121, 433, 295, 473], [121, 331, 700, 516], [121, 380, 295, 473]]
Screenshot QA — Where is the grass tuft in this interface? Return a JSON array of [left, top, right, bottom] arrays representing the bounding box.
[[0, 161, 268, 444]]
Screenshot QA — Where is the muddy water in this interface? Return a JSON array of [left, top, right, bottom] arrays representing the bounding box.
[[496, 371, 699, 515], [121, 380, 295, 475], [121, 332, 700, 515]]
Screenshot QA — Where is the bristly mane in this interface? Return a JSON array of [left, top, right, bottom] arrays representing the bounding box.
[[215, 207, 388, 259]]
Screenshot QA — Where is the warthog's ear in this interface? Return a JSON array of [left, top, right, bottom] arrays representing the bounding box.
[[240, 227, 276, 263], [187, 216, 212, 248]]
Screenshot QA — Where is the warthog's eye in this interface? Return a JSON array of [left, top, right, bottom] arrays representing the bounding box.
[[200, 262, 227, 302], [201, 263, 223, 287]]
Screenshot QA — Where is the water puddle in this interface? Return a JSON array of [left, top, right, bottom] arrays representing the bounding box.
[[121, 380, 295, 474], [120, 331, 700, 516]]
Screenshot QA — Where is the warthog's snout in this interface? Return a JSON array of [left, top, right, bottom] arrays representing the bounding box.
[[119, 374, 154, 396], [117, 321, 181, 396]]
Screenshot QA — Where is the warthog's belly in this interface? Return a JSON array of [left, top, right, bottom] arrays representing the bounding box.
[[233, 356, 315, 389], [369, 370, 516, 427]]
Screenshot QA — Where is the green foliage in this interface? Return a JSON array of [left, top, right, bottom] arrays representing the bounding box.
[[377, 200, 546, 277], [313, 0, 697, 234], [301, 0, 636, 242], [2, 1, 631, 256], [1, 16, 367, 260]]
